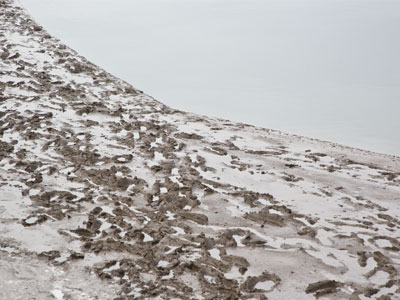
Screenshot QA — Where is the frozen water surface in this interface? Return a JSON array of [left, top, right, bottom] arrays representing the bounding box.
[[20, 0, 400, 155]]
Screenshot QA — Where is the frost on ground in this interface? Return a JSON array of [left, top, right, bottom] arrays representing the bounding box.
[[1, 0, 400, 299]]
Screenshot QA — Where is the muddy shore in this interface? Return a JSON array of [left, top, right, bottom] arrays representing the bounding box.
[[1, 1, 400, 299]]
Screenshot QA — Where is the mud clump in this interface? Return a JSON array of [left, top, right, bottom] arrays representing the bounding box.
[[0, 141, 13, 160], [179, 212, 208, 225], [245, 208, 285, 227], [15, 160, 42, 172], [379, 171, 399, 181], [112, 154, 133, 163], [357, 251, 368, 267], [71, 228, 94, 238], [297, 226, 317, 238], [246, 149, 287, 156], [22, 214, 48, 226], [175, 132, 203, 140], [59, 147, 101, 166], [85, 168, 134, 191], [38, 250, 60, 261], [241, 272, 281, 292], [206, 146, 228, 156], [282, 173, 303, 182], [305, 280, 343, 297]]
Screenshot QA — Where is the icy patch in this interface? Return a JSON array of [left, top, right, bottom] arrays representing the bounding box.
[[157, 260, 170, 268], [365, 257, 378, 272], [165, 246, 179, 254], [54, 252, 70, 264], [154, 151, 165, 161], [98, 221, 112, 233], [51, 289, 64, 300], [305, 249, 343, 268], [208, 248, 221, 260], [369, 271, 390, 286], [204, 275, 216, 284], [143, 233, 153, 242], [294, 217, 314, 226], [255, 280, 275, 291], [29, 189, 40, 196], [181, 252, 202, 262], [316, 229, 333, 246], [24, 216, 38, 224], [269, 209, 283, 216], [100, 206, 115, 216], [0, 246, 15, 253], [225, 266, 242, 280], [172, 227, 185, 235], [104, 262, 120, 273], [233, 235, 245, 247], [161, 270, 174, 280], [375, 239, 392, 248], [165, 211, 176, 220]]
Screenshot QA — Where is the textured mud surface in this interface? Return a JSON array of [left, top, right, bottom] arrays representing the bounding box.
[[1, 1, 400, 299]]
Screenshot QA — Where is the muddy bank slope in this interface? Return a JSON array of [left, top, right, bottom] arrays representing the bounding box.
[[1, 1, 400, 299]]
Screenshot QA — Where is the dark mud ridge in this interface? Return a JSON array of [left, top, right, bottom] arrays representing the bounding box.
[[1, 1, 400, 299]]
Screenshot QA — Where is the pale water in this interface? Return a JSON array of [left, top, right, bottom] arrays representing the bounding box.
[[20, 0, 400, 156]]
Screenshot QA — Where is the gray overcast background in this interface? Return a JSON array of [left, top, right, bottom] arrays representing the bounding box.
[[21, 0, 400, 155]]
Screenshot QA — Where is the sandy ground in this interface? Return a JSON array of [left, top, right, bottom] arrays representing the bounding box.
[[1, 0, 400, 299]]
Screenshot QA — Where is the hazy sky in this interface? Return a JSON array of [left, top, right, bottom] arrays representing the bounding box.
[[21, 0, 400, 155]]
